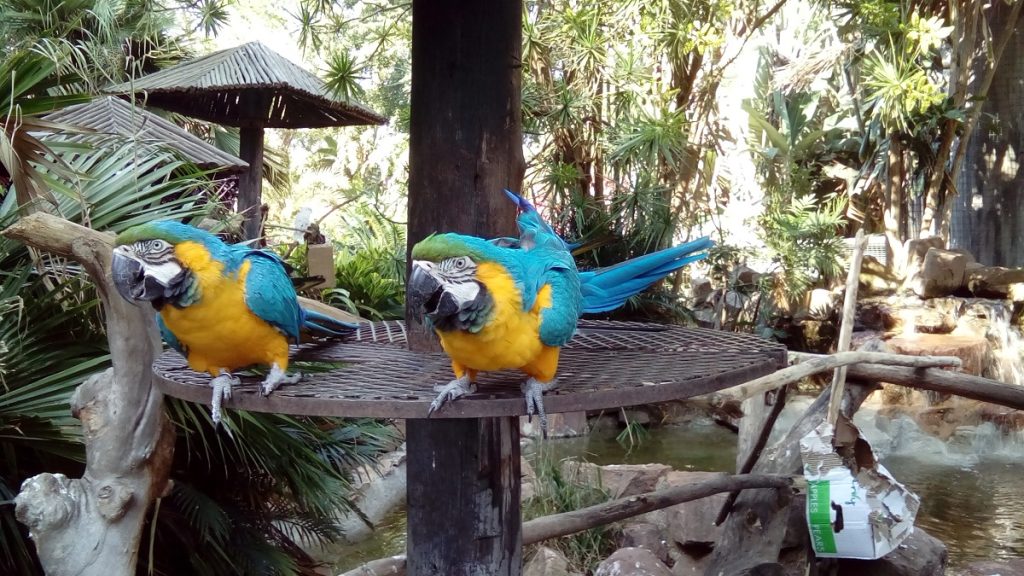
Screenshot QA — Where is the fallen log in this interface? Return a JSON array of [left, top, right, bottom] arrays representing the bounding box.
[[847, 363, 1024, 410], [338, 473, 800, 576], [3, 213, 174, 576]]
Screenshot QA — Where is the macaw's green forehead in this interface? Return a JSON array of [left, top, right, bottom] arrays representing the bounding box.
[[114, 220, 216, 247], [411, 233, 498, 263]]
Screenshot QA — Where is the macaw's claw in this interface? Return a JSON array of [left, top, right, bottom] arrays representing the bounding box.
[[428, 375, 476, 416], [261, 363, 302, 397], [522, 378, 558, 439], [210, 373, 240, 427]]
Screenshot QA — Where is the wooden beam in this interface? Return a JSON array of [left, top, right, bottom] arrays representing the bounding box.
[[847, 363, 1024, 410]]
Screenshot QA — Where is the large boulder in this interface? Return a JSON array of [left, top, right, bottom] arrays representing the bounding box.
[[966, 265, 1024, 300], [691, 277, 714, 305], [836, 528, 947, 576], [903, 237, 945, 289], [595, 547, 673, 576], [910, 248, 968, 299], [522, 411, 589, 438], [859, 255, 900, 296], [524, 546, 577, 576], [560, 461, 672, 499], [618, 522, 671, 565], [658, 471, 728, 549]]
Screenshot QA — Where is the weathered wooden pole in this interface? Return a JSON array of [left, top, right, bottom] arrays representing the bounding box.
[[238, 122, 266, 240], [404, 0, 525, 573]]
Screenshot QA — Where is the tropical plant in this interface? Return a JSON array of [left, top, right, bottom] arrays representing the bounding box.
[[523, 453, 616, 573]]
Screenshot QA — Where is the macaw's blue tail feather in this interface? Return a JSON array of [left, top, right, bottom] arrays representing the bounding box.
[[503, 188, 574, 251], [300, 308, 360, 339], [579, 237, 714, 314]]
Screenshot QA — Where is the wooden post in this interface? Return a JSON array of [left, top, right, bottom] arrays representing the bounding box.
[[406, 418, 522, 575], [405, 0, 525, 572], [238, 123, 266, 241]]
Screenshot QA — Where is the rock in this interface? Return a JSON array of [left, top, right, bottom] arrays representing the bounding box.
[[731, 264, 760, 288], [331, 446, 407, 544], [887, 333, 989, 376], [522, 457, 537, 502], [859, 255, 900, 296], [595, 547, 673, 576], [836, 527, 947, 576], [926, 296, 966, 320], [804, 288, 838, 320], [524, 546, 573, 576], [793, 319, 837, 353], [560, 461, 671, 499], [522, 411, 589, 438], [619, 407, 653, 426], [589, 414, 620, 434], [857, 300, 901, 332], [910, 307, 957, 334], [692, 306, 717, 328], [668, 547, 711, 575], [911, 248, 967, 298], [966, 266, 1024, 300], [658, 471, 727, 549], [723, 290, 748, 315], [691, 277, 713, 304], [902, 237, 945, 295], [961, 558, 1024, 576], [619, 522, 671, 565]]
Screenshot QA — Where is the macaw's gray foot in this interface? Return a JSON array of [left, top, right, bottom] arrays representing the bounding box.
[[522, 378, 558, 438], [209, 372, 240, 427], [261, 363, 303, 397], [428, 375, 476, 416]]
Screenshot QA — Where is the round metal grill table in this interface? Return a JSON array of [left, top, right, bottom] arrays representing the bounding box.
[[153, 320, 787, 417], [153, 319, 786, 575]]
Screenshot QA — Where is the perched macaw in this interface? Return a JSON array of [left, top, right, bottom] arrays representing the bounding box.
[[110, 221, 358, 425], [408, 190, 713, 433]]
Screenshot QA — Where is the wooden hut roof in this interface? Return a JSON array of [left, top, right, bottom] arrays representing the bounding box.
[[105, 41, 387, 129], [43, 96, 248, 173]]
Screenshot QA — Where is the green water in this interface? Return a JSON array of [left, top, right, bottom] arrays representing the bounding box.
[[326, 423, 1024, 573]]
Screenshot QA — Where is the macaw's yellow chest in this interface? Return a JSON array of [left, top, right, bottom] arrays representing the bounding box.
[[435, 262, 557, 379], [159, 242, 290, 376]]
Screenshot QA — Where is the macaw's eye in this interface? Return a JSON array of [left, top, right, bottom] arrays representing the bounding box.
[[152, 240, 168, 250], [454, 257, 467, 269]]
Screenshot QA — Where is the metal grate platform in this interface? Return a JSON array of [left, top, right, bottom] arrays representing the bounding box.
[[152, 320, 787, 418]]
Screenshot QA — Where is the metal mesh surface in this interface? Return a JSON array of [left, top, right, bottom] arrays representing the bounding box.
[[153, 320, 786, 418]]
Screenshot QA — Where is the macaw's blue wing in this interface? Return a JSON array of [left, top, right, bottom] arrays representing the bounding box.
[[156, 314, 186, 355], [536, 270, 583, 347], [579, 237, 713, 314], [242, 251, 303, 343]]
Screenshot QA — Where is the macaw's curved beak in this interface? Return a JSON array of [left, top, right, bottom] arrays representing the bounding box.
[[112, 248, 146, 303], [408, 261, 443, 317], [112, 247, 178, 305]]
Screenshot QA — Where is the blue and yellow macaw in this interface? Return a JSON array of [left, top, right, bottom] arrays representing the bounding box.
[[110, 221, 358, 425], [408, 190, 712, 433]]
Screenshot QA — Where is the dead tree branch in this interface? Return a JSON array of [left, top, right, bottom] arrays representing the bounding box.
[[3, 213, 174, 576]]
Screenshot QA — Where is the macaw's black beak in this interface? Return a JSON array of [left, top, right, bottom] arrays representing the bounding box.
[[408, 262, 443, 317], [111, 248, 180, 306], [111, 249, 146, 303]]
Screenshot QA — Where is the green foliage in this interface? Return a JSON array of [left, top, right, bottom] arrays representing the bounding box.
[[524, 454, 617, 573], [327, 209, 406, 320], [762, 193, 847, 299]]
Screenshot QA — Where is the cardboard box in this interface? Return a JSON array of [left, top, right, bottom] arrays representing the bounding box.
[[306, 243, 336, 289], [801, 419, 920, 559]]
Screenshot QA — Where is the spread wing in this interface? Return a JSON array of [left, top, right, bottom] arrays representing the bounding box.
[[241, 250, 303, 343]]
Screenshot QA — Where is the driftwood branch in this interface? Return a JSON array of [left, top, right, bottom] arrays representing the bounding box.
[[719, 350, 961, 404], [338, 473, 798, 576], [3, 213, 174, 576], [847, 364, 1024, 410], [828, 230, 867, 425]]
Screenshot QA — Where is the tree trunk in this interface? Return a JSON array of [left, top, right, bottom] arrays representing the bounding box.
[[3, 213, 174, 576]]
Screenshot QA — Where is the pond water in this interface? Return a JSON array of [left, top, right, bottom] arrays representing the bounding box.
[[325, 408, 1024, 574]]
